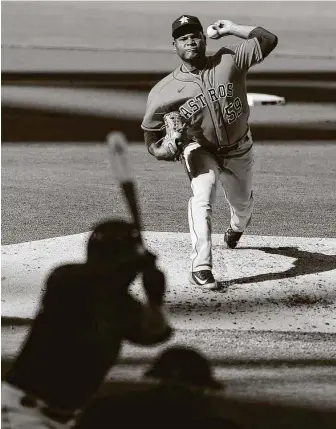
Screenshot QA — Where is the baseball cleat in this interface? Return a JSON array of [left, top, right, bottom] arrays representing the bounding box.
[[190, 270, 217, 290], [224, 226, 243, 249]]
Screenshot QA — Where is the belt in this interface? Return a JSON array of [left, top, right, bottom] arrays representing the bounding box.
[[212, 142, 238, 155], [210, 132, 250, 156]]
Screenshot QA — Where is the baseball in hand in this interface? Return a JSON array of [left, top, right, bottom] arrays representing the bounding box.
[[206, 25, 220, 39]]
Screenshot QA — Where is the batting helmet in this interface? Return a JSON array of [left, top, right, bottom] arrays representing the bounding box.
[[87, 219, 142, 262]]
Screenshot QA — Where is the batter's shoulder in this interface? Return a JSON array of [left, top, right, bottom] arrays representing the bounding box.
[[48, 263, 82, 277], [46, 263, 87, 288]]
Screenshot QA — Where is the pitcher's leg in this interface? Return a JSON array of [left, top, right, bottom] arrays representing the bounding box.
[[184, 143, 219, 272], [220, 145, 254, 233]]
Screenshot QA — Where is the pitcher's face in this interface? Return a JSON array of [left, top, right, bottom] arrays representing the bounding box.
[[173, 30, 206, 63]]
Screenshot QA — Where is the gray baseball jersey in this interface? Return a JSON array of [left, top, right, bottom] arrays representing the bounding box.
[[141, 38, 263, 149]]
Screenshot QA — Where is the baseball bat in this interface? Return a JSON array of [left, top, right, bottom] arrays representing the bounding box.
[[106, 131, 142, 237]]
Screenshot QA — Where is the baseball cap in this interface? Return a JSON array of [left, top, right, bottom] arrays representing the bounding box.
[[172, 15, 203, 39]]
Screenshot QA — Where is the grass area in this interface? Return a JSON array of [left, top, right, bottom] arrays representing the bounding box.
[[2, 142, 336, 244]]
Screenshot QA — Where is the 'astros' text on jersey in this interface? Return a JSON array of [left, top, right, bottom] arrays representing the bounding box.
[[142, 38, 263, 149]]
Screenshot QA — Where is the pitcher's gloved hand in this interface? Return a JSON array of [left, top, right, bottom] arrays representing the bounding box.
[[151, 111, 187, 161]]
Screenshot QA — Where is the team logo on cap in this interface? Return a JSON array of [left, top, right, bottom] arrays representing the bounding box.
[[179, 16, 189, 24]]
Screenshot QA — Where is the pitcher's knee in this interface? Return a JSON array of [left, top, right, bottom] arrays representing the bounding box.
[[229, 190, 253, 210]]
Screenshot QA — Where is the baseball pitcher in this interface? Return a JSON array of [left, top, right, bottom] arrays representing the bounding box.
[[141, 14, 278, 289]]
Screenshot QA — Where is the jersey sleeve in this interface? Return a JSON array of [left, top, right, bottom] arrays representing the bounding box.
[[228, 38, 263, 72], [141, 87, 166, 132]]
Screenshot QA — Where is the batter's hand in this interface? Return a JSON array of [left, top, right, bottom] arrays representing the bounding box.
[[208, 20, 234, 39]]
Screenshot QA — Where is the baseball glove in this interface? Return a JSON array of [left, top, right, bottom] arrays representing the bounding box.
[[160, 111, 187, 161]]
